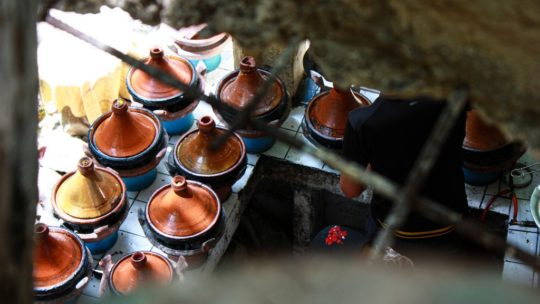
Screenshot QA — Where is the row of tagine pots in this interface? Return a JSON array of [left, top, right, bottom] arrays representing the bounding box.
[[39, 160, 228, 301], [125, 45, 291, 155], [33, 222, 180, 302]]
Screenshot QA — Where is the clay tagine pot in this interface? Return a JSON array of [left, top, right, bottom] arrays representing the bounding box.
[[88, 99, 168, 191], [461, 110, 526, 186], [127, 47, 198, 109], [51, 157, 128, 254], [215, 56, 289, 124], [463, 110, 509, 152], [304, 86, 371, 148], [33, 223, 92, 302], [213, 56, 290, 153], [171, 116, 247, 201], [127, 47, 202, 135], [108, 251, 174, 296], [140, 176, 225, 268]]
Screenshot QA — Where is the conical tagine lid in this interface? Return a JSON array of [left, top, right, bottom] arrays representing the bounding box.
[[176, 116, 243, 175], [128, 47, 193, 100], [148, 176, 219, 237], [463, 110, 508, 151], [219, 56, 283, 116], [93, 99, 157, 158], [33, 224, 84, 289], [111, 251, 173, 295], [55, 157, 123, 219], [308, 87, 369, 139]]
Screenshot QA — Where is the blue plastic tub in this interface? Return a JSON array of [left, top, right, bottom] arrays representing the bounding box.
[[122, 167, 158, 191], [161, 113, 194, 135], [189, 54, 222, 73], [85, 230, 119, 254], [241, 135, 276, 154], [462, 166, 501, 186]]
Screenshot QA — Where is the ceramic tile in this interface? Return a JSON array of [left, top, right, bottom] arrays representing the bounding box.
[[485, 179, 502, 196], [505, 229, 538, 263], [285, 132, 324, 169], [465, 184, 485, 209], [281, 106, 305, 132], [119, 200, 147, 237], [222, 192, 239, 216], [104, 231, 153, 264], [247, 153, 260, 166], [136, 173, 172, 202], [502, 261, 535, 287], [81, 272, 102, 298], [168, 135, 181, 146], [232, 165, 255, 193], [263, 129, 295, 159], [78, 294, 100, 303], [219, 41, 235, 71], [126, 190, 138, 200], [156, 146, 174, 175], [481, 194, 511, 216]]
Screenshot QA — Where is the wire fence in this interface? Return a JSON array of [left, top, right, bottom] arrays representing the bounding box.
[[45, 14, 540, 271]]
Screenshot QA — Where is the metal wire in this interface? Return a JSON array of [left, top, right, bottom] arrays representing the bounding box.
[[45, 14, 540, 271]]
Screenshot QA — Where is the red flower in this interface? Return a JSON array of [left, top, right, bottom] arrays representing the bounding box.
[[325, 225, 348, 246]]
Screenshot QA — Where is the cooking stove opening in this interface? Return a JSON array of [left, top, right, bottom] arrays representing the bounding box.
[[217, 156, 507, 273]]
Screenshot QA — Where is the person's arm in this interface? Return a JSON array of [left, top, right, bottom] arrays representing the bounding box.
[[340, 164, 370, 198], [340, 117, 369, 198]]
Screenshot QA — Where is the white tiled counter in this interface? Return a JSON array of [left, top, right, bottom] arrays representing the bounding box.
[[37, 42, 540, 302]]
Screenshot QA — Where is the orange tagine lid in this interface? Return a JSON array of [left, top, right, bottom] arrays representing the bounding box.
[[463, 110, 508, 151], [128, 47, 193, 100], [54, 157, 124, 220], [93, 99, 157, 158], [219, 56, 283, 116], [33, 224, 84, 289], [308, 87, 370, 139], [148, 176, 219, 237], [110, 251, 173, 295], [176, 116, 243, 175]]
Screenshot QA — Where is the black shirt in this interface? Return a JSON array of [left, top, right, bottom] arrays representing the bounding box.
[[343, 96, 468, 234]]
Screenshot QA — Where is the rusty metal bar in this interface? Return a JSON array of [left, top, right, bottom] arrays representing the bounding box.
[[45, 15, 540, 271], [370, 90, 468, 258]]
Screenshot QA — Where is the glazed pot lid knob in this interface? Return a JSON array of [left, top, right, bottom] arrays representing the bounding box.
[[33, 224, 84, 290], [130, 251, 148, 271], [197, 115, 216, 133], [171, 175, 190, 197], [55, 157, 124, 219], [150, 47, 165, 60], [111, 98, 129, 115], [176, 116, 244, 175], [239, 56, 256, 73]]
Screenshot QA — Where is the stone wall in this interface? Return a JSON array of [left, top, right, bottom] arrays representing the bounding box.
[[48, 0, 540, 159]]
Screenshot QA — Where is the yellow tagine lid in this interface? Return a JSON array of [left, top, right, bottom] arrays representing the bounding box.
[[54, 157, 123, 219]]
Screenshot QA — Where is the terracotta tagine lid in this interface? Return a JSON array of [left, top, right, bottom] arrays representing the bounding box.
[[54, 157, 123, 219], [128, 47, 193, 100], [110, 251, 173, 295], [176, 116, 243, 175], [94, 99, 157, 158], [219, 56, 282, 116], [308, 87, 370, 139], [463, 110, 508, 151], [33, 224, 84, 289], [148, 176, 219, 237]]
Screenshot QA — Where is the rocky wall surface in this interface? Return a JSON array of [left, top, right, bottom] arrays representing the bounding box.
[[47, 0, 540, 159]]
